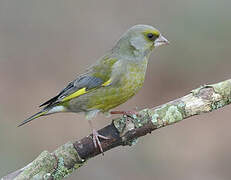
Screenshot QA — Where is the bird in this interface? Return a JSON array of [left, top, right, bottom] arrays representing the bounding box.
[[19, 24, 169, 153]]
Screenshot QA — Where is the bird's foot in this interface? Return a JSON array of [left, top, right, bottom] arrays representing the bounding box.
[[92, 129, 109, 155]]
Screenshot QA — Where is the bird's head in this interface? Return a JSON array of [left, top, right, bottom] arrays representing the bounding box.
[[114, 24, 169, 58]]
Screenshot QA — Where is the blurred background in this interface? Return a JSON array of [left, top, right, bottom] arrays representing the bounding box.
[[0, 0, 231, 179]]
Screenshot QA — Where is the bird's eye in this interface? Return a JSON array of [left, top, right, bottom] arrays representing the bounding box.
[[147, 33, 159, 41]]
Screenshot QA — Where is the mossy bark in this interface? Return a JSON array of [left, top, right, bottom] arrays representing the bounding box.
[[2, 79, 231, 180]]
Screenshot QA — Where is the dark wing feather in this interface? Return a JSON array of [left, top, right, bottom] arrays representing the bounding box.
[[39, 95, 59, 107], [40, 56, 118, 107], [39, 75, 104, 107]]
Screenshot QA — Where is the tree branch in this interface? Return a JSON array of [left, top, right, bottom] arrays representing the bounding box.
[[2, 79, 231, 180]]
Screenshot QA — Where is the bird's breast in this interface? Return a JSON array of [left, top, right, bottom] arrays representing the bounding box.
[[86, 59, 148, 112]]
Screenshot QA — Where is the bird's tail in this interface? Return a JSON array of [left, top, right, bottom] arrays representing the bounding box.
[[18, 109, 48, 127]]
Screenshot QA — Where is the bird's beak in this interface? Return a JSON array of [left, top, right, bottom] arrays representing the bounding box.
[[154, 34, 169, 47]]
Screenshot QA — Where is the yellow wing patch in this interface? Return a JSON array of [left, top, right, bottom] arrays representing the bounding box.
[[61, 79, 111, 102], [62, 87, 87, 102], [102, 78, 112, 86]]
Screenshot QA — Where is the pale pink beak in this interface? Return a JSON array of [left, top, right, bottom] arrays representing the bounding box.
[[154, 34, 169, 47]]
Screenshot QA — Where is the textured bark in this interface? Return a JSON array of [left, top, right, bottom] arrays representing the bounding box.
[[2, 79, 231, 180]]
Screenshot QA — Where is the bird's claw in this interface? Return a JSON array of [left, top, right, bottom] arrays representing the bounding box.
[[92, 129, 109, 155]]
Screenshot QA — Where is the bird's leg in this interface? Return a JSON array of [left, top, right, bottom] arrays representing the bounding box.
[[88, 120, 109, 154]]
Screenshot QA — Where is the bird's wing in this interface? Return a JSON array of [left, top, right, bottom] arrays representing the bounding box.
[[40, 75, 112, 107], [40, 57, 117, 107]]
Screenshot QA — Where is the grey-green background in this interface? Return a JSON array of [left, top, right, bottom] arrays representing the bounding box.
[[1, 0, 231, 179]]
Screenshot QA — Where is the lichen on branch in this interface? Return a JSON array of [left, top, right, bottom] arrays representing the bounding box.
[[2, 79, 231, 180]]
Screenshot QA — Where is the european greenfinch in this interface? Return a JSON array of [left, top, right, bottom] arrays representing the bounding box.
[[19, 24, 169, 153]]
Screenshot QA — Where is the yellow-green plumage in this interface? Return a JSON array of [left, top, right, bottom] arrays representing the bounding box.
[[19, 24, 168, 126], [86, 58, 148, 112]]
